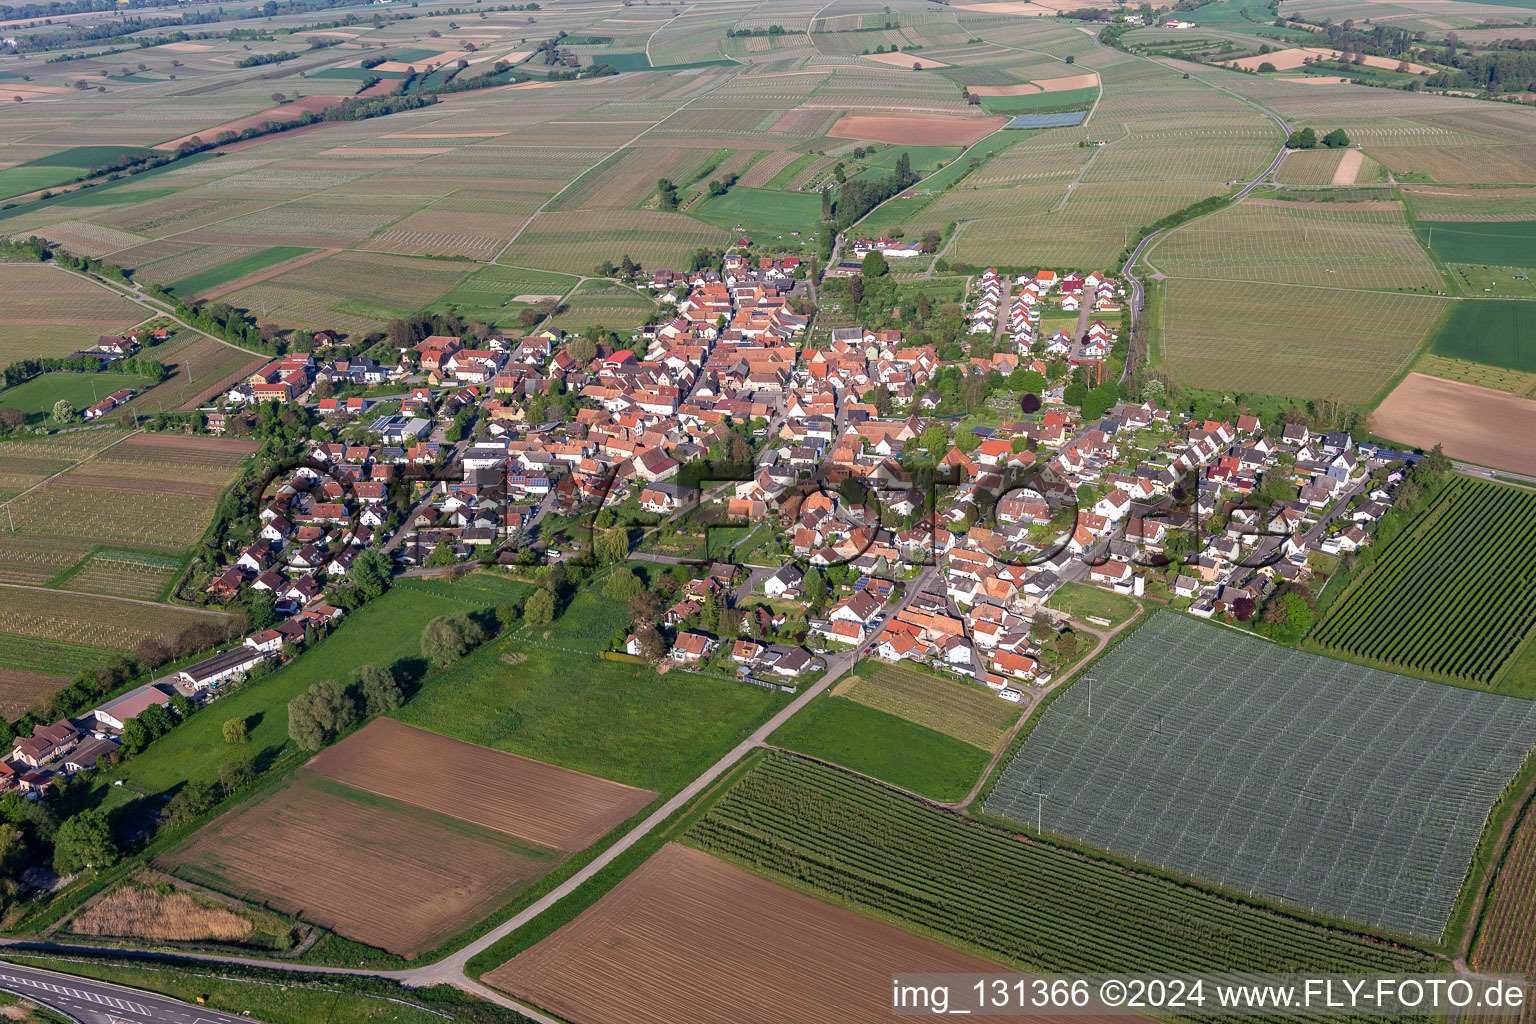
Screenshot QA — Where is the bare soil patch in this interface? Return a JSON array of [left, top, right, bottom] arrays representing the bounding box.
[[863, 51, 951, 68], [830, 113, 1006, 146], [488, 843, 1047, 1024], [1374, 373, 1536, 476], [306, 718, 656, 852], [1035, 72, 1100, 92], [968, 82, 1042, 96], [157, 96, 349, 151], [1230, 47, 1435, 73], [1332, 148, 1365, 185], [0, 669, 68, 718], [158, 772, 561, 958]]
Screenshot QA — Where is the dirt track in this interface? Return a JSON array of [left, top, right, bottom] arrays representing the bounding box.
[[1375, 372, 1536, 476]]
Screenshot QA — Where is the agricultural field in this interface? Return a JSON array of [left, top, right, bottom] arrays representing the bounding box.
[[987, 612, 1536, 939], [1429, 299, 1536, 373], [769, 692, 992, 801], [1149, 199, 1442, 291], [1415, 220, 1536, 271], [1374, 373, 1536, 477], [1158, 279, 1446, 402], [838, 659, 1020, 750], [436, 265, 577, 325], [306, 718, 656, 852], [499, 210, 732, 276], [1471, 797, 1536, 1023], [158, 771, 562, 959], [0, 430, 132, 500], [164, 246, 316, 299], [485, 841, 1012, 1024], [218, 251, 473, 334], [1412, 353, 1536, 399], [121, 333, 266, 413], [687, 753, 1437, 974], [1310, 478, 1536, 690], [0, 433, 257, 568], [689, 187, 825, 248], [544, 282, 656, 333], [0, 265, 147, 364], [56, 549, 184, 601], [392, 629, 785, 794]]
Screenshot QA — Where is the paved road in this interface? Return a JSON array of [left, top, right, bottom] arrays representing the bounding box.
[[0, 959, 255, 1024]]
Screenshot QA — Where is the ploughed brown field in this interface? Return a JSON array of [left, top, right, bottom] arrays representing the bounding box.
[[306, 718, 656, 851], [1374, 373, 1536, 475], [830, 113, 1007, 147], [489, 843, 1109, 1024], [1472, 799, 1536, 1024], [157, 772, 562, 958]]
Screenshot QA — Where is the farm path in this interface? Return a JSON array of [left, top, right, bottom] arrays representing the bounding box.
[[404, 563, 940, 988], [492, 67, 736, 266], [923, 220, 972, 279], [1455, 767, 1536, 972], [0, 427, 140, 510]]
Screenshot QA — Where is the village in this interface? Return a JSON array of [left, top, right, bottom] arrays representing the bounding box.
[[0, 250, 1411, 807]]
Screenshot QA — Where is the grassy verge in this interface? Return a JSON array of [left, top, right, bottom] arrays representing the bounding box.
[[0, 953, 530, 1024]]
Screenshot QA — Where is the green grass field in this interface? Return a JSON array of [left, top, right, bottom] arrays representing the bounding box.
[[165, 246, 314, 297], [1430, 300, 1536, 373], [978, 86, 1098, 115], [767, 694, 991, 802], [1418, 220, 1536, 270], [690, 186, 824, 244], [0, 631, 122, 678], [78, 583, 490, 817], [391, 634, 785, 792], [1047, 583, 1141, 627], [0, 145, 156, 201], [0, 372, 156, 423]]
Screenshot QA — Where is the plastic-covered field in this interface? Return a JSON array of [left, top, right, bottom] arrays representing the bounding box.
[[987, 612, 1536, 939], [1004, 111, 1088, 129]]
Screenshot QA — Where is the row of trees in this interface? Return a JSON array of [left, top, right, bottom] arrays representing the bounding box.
[[287, 664, 405, 750], [1285, 126, 1351, 149]]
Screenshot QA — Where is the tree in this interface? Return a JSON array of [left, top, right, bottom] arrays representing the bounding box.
[[222, 717, 247, 744], [248, 590, 276, 632], [1322, 128, 1351, 148], [861, 250, 888, 278], [524, 587, 556, 627], [0, 407, 25, 430], [0, 824, 25, 877], [847, 275, 865, 304], [804, 567, 827, 609], [350, 548, 392, 601], [868, 385, 892, 415], [164, 779, 218, 827], [595, 527, 628, 565], [566, 335, 597, 365], [422, 615, 473, 665], [604, 567, 644, 600], [1258, 61, 1277, 72], [355, 664, 403, 715], [1286, 126, 1318, 149], [629, 590, 662, 623], [53, 811, 118, 874], [219, 753, 255, 794], [920, 423, 948, 452], [51, 399, 75, 423], [425, 541, 458, 568], [921, 229, 941, 254], [287, 678, 356, 750], [635, 626, 666, 663]]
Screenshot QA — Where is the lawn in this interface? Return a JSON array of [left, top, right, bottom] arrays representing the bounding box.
[[77, 584, 488, 816], [390, 637, 785, 793], [165, 246, 314, 297], [1429, 299, 1536, 373], [768, 694, 991, 802], [1046, 582, 1141, 627], [690, 187, 824, 244], [0, 372, 156, 423]]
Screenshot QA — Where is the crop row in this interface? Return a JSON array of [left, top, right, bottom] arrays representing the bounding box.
[[1314, 480, 1536, 683], [688, 754, 1432, 987]]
